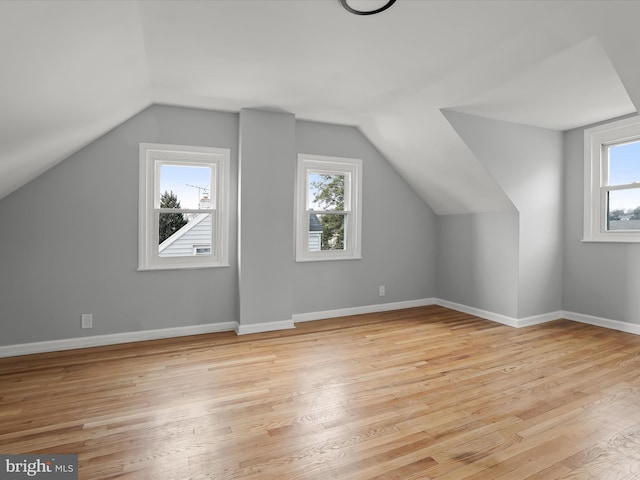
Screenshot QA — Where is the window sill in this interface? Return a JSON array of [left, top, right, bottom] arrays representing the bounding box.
[[138, 263, 230, 272], [582, 236, 640, 244], [296, 255, 362, 263]]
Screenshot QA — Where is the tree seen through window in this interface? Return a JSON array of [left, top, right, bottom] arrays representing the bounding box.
[[310, 174, 346, 250]]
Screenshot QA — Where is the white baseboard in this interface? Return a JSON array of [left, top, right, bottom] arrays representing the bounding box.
[[434, 298, 640, 336], [518, 311, 564, 328], [561, 310, 640, 335], [292, 298, 436, 323], [3, 300, 638, 359], [435, 299, 563, 329], [0, 299, 435, 358], [236, 299, 436, 334], [434, 299, 521, 327], [0, 321, 238, 359], [235, 319, 295, 335]]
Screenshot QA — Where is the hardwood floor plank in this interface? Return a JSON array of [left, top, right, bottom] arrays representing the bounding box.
[[2, 306, 640, 479]]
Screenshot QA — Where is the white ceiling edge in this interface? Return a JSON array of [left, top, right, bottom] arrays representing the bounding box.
[[447, 36, 636, 131]]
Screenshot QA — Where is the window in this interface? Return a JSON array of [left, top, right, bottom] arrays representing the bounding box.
[[139, 143, 230, 270], [296, 153, 362, 261], [585, 116, 640, 242]]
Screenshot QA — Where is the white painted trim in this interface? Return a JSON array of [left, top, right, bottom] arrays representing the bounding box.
[[583, 115, 640, 243], [235, 320, 296, 335], [561, 310, 640, 335], [295, 154, 362, 262], [435, 298, 640, 336], [0, 322, 238, 359], [138, 143, 230, 270], [434, 299, 520, 327], [292, 298, 436, 323], [518, 311, 564, 328], [4, 303, 638, 359], [435, 299, 564, 328]]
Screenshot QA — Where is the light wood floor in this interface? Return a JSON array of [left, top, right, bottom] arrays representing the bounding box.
[[2, 306, 640, 479]]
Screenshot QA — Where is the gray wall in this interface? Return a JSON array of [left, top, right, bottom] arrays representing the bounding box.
[[443, 111, 563, 318], [293, 121, 437, 313], [563, 119, 640, 324], [0, 105, 240, 345], [436, 212, 519, 318], [0, 105, 437, 347], [6, 103, 640, 347], [238, 109, 295, 326]]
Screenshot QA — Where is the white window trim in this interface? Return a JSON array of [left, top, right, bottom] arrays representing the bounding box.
[[584, 116, 640, 243], [296, 153, 362, 262], [139, 143, 230, 270]]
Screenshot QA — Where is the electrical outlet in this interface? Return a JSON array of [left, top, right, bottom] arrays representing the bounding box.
[[81, 314, 93, 329], [379, 285, 386, 296]]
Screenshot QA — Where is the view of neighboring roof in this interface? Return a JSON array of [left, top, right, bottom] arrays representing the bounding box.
[[309, 213, 322, 232], [159, 213, 210, 256]]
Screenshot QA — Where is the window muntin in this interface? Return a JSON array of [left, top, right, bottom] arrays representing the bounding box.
[[139, 144, 229, 270], [296, 154, 362, 261], [585, 116, 640, 242]]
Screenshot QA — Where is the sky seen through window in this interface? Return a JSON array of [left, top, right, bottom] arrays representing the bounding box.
[[608, 140, 640, 211], [159, 164, 211, 209]]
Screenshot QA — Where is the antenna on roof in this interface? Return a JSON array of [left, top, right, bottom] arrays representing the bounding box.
[[186, 184, 210, 209], [186, 184, 209, 196]]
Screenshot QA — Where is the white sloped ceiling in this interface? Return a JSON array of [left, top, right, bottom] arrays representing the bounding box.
[[0, 0, 637, 214], [0, 1, 152, 201]]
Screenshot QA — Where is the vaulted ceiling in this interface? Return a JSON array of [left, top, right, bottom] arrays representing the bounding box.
[[1, 0, 638, 213]]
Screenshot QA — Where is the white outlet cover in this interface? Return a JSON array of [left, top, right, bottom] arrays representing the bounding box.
[[81, 314, 93, 328]]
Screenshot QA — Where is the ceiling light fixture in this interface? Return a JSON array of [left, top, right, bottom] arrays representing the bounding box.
[[340, 0, 397, 16]]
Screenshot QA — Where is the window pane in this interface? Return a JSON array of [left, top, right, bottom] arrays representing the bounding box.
[[158, 212, 213, 256], [314, 213, 346, 250], [308, 173, 345, 211], [608, 140, 640, 186], [159, 164, 212, 209], [607, 189, 640, 231]]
